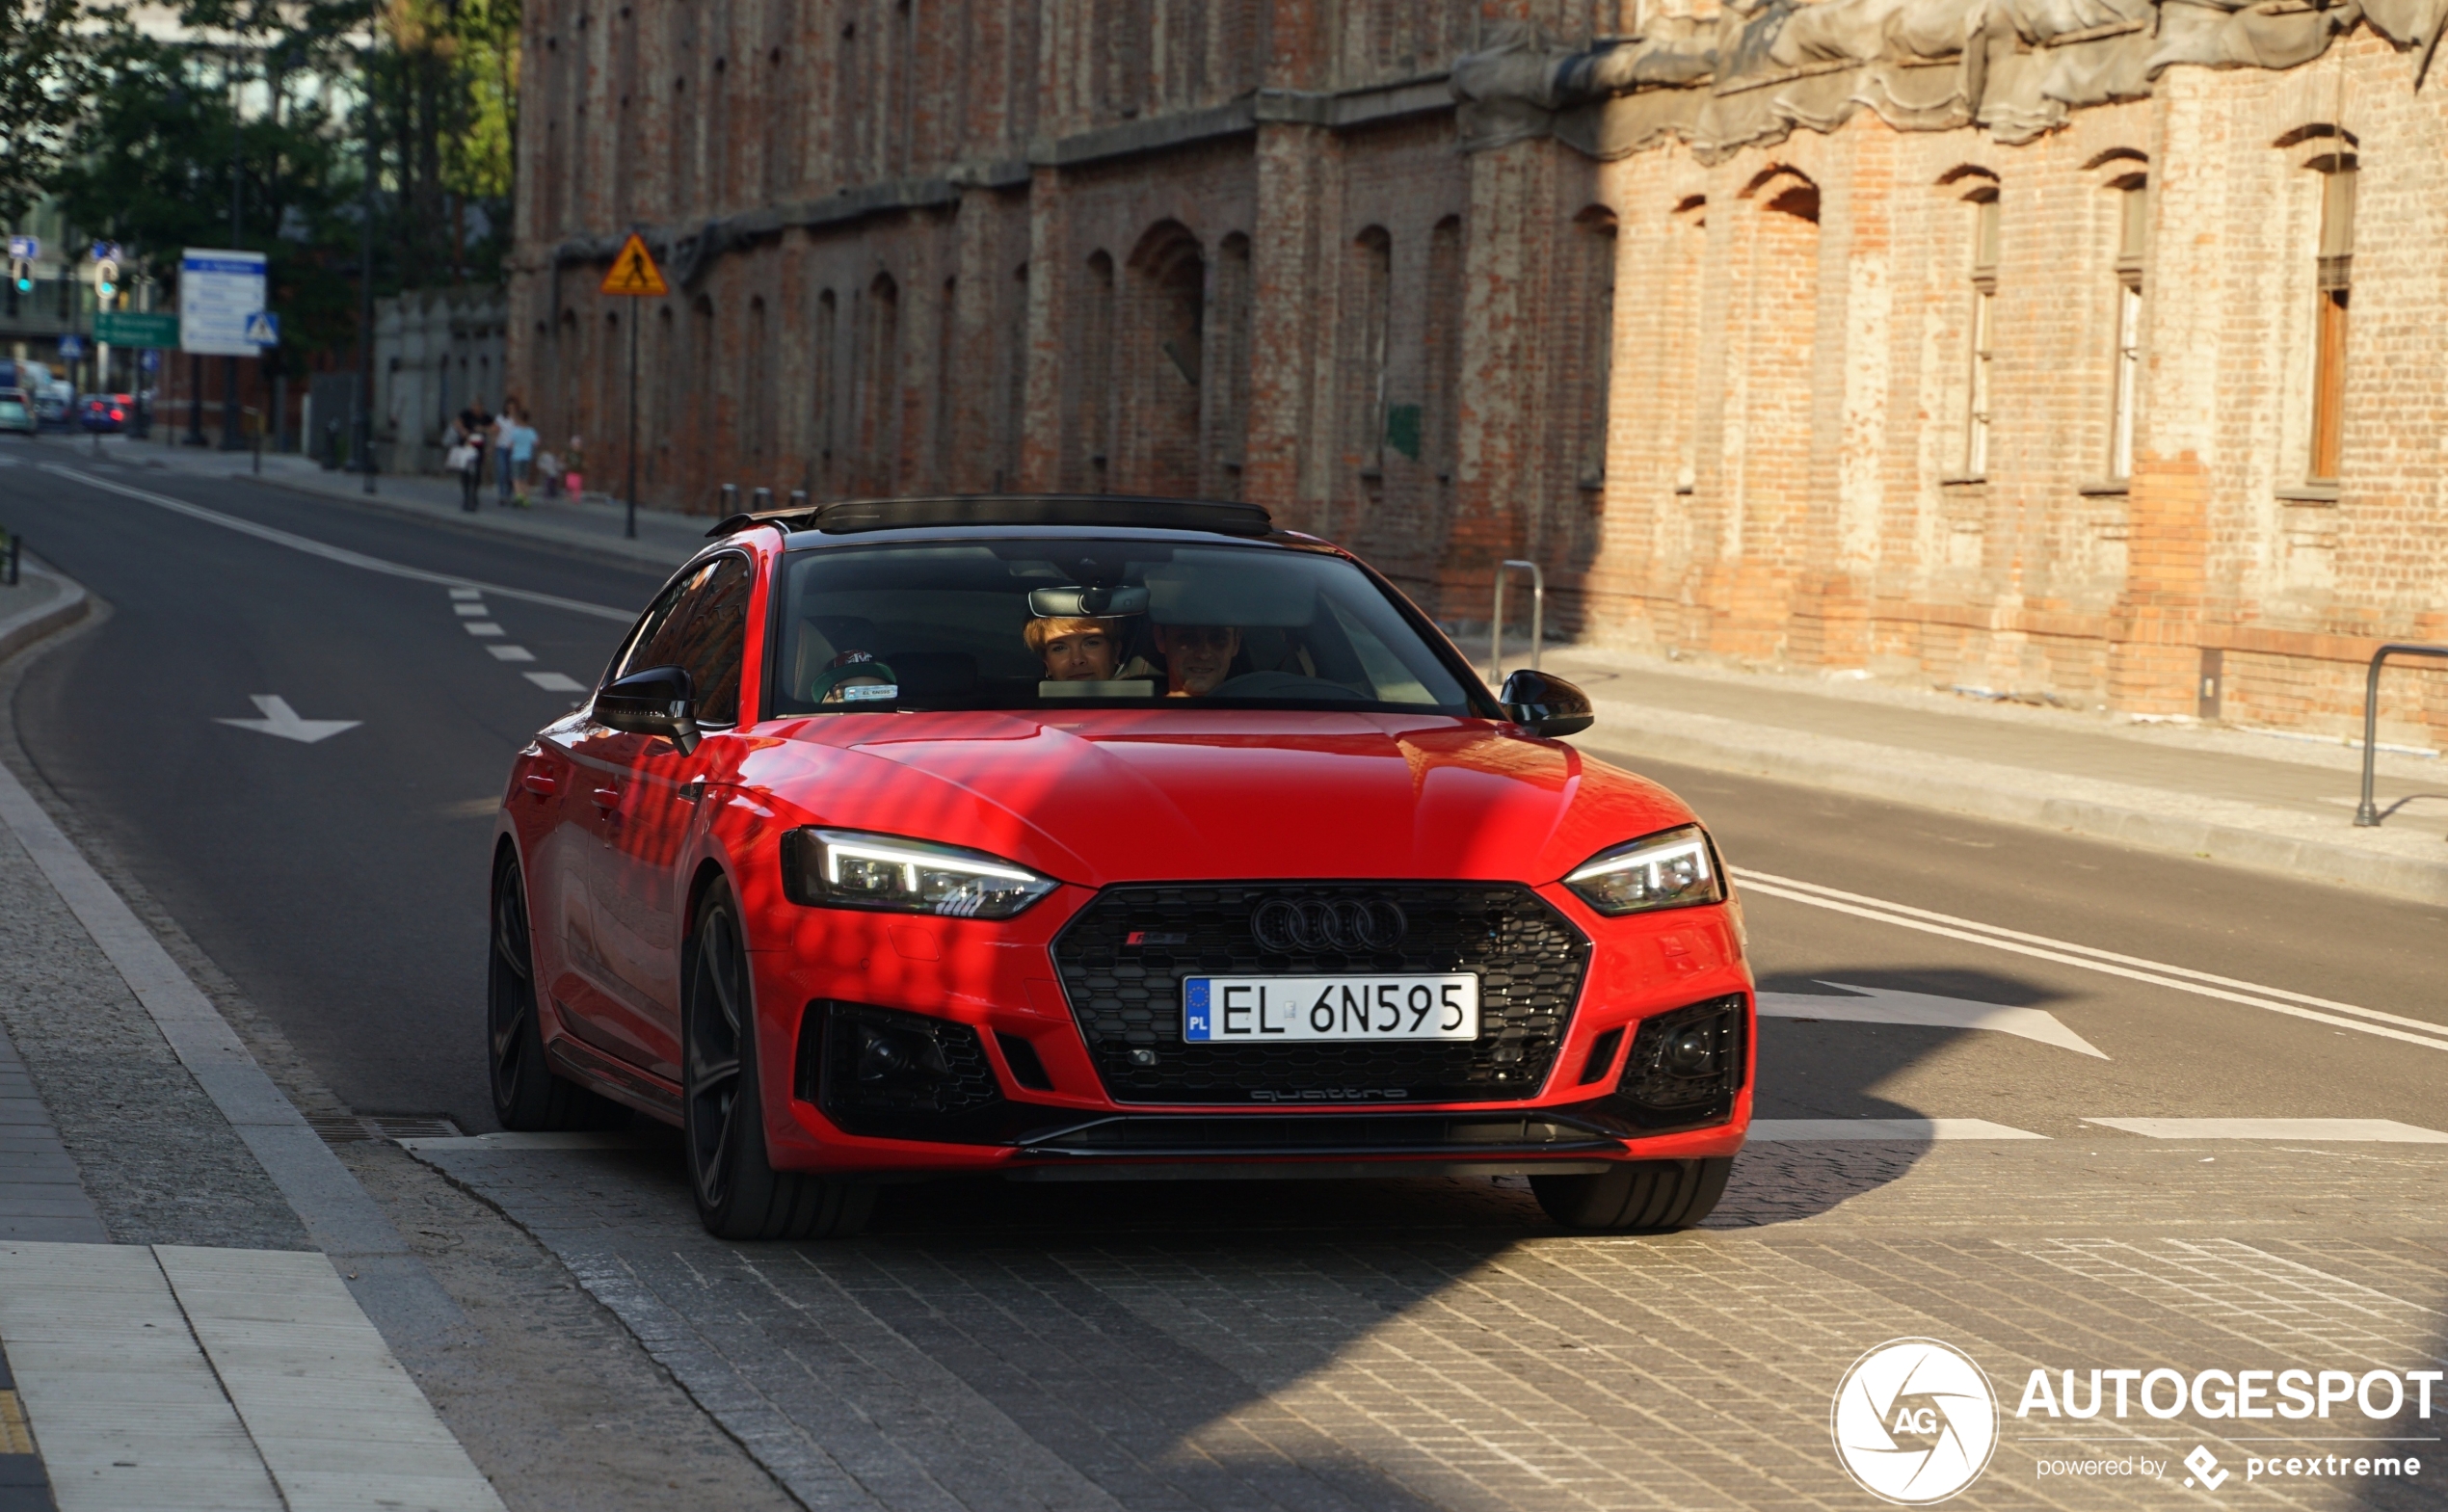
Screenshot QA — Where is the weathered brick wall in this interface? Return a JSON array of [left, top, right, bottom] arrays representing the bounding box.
[[509, 1, 2448, 742]]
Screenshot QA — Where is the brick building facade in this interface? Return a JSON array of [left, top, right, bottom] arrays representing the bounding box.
[[507, 0, 2448, 746]]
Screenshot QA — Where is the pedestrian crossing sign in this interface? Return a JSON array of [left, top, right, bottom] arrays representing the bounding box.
[[601, 234, 668, 297], [243, 311, 280, 345]]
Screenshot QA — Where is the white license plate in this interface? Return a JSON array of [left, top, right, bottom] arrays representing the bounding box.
[[1182, 975, 1478, 1043]]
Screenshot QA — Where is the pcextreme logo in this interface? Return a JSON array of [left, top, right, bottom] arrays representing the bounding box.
[[1831, 1339, 2002, 1504]]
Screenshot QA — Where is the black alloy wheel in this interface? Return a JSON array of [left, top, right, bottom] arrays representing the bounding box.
[[1530, 1156, 1734, 1232], [489, 849, 620, 1130], [682, 882, 874, 1240]]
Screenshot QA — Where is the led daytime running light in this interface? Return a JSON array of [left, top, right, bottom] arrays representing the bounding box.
[[823, 838, 1040, 891], [1566, 836, 1712, 888]]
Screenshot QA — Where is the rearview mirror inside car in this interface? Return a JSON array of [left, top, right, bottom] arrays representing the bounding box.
[[1498, 669, 1594, 738], [594, 665, 702, 755], [1028, 584, 1150, 618]]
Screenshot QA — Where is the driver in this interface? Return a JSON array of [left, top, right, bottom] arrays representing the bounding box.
[[1147, 623, 1241, 697], [1024, 616, 1125, 682]]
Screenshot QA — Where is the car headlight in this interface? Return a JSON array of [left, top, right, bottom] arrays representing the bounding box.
[[1562, 824, 1723, 915], [781, 828, 1059, 918]]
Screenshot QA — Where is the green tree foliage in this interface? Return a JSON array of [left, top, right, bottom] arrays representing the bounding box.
[[0, 0, 90, 222], [46, 0, 519, 366]]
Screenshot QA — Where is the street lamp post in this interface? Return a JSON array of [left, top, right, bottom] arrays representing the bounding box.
[[222, 49, 244, 452], [357, 59, 376, 494]]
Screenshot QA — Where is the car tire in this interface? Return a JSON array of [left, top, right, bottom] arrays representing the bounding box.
[[683, 882, 874, 1241], [1530, 1156, 1733, 1232], [489, 851, 623, 1131]]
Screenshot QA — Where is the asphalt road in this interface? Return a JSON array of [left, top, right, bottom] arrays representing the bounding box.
[[10, 442, 2448, 1511], [0, 444, 668, 1127], [6, 441, 2442, 1141]]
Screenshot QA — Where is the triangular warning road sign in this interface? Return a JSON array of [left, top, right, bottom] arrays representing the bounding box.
[[600, 233, 668, 297]]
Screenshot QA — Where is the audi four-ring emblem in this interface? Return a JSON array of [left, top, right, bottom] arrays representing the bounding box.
[[1250, 896, 1408, 954]]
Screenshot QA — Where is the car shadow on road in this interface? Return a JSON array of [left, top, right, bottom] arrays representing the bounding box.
[[1723, 966, 2093, 1226]]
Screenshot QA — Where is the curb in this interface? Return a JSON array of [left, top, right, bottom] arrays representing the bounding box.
[[0, 563, 89, 665], [0, 557, 469, 1352], [1581, 713, 2448, 911], [222, 467, 693, 574]]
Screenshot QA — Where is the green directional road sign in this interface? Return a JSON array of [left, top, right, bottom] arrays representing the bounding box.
[[94, 310, 179, 347]]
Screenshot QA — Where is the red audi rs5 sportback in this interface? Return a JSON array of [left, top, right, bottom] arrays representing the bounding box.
[[488, 494, 1753, 1239]]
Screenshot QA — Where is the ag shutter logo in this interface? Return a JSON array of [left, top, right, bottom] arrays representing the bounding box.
[[1832, 1338, 2001, 1504]]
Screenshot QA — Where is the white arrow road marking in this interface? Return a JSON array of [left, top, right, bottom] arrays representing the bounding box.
[[1733, 866, 2448, 1054], [214, 695, 360, 744], [40, 464, 635, 621], [1758, 981, 2108, 1059]]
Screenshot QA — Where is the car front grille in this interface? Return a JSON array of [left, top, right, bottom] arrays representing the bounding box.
[[1050, 883, 1591, 1104]]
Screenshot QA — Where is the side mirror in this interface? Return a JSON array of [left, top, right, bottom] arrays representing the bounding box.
[[1498, 669, 1593, 738], [594, 665, 701, 755]]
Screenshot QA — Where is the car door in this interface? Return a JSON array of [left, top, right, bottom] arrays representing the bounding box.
[[584, 552, 757, 1079], [544, 569, 704, 1074]]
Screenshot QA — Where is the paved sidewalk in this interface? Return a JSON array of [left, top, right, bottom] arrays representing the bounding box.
[[1540, 645, 2448, 907], [53, 432, 706, 571]]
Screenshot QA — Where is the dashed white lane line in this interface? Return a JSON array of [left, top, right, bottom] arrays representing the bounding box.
[[522, 672, 586, 692], [1732, 866, 2448, 1054], [2084, 1118, 2448, 1142], [1748, 1119, 2048, 1142], [463, 621, 504, 636], [447, 587, 482, 601], [486, 645, 535, 662], [452, 603, 488, 617], [40, 464, 633, 621]]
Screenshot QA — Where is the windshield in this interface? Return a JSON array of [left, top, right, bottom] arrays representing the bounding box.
[[0, 401, 23, 423], [770, 538, 1477, 717]]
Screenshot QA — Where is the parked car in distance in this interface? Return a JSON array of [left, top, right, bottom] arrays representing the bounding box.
[[0, 388, 34, 436], [79, 393, 132, 432], [32, 382, 72, 430]]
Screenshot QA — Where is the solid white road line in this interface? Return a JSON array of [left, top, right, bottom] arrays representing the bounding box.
[[2083, 1118, 2448, 1142], [40, 464, 635, 622], [0, 1243, 282, 1511], [485, 645, 535, 661], [1732, 866, 2448, 1054], [1746, 1119, 2048, 1141], [521, 672, 586, 692], [1757, 982, 2106, 1058]]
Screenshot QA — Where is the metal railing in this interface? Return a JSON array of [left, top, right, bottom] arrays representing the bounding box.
[[2352, 642, 2448, 831], [1488, 559, 1543, 683]]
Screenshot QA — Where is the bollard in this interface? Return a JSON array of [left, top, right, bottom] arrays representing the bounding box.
[[1488, 560, 1545, 683], [751, 487, 773, 511], [788, 490, 808, 509], [721, 484, 738, 518]]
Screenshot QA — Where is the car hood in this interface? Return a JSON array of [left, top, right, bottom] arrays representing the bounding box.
[[734, 709, 1698, 886]]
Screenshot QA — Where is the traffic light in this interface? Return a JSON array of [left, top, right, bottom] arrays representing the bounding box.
[[10, 258, 28, 295], [93, 258, 117, 303]]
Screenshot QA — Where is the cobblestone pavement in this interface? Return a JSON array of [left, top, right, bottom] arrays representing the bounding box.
[[416, 1134, 2448, 1512]]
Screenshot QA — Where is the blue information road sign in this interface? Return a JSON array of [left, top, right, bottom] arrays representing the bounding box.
[[7, 235, 37, 260]]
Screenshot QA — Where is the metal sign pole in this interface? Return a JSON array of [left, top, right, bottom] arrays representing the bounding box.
[[625, 306, 639, 540]]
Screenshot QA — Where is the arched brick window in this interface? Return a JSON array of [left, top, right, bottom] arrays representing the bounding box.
[[1210, 234, 1254, 498], [813, 289, 838, 494], [1570, 206, 1619, 492], [1128, 221, 1206, 496], [1347, 225, 1392, 475], [855, 272, 900, 495], [1069, 252, 1116, 491], [2307, 154, 2355, 484]]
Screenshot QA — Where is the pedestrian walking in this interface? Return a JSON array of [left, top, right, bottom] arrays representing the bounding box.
[[451, 396, 492, 513], [509, 407, 538, 505], [493, 399, 520, 505]]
